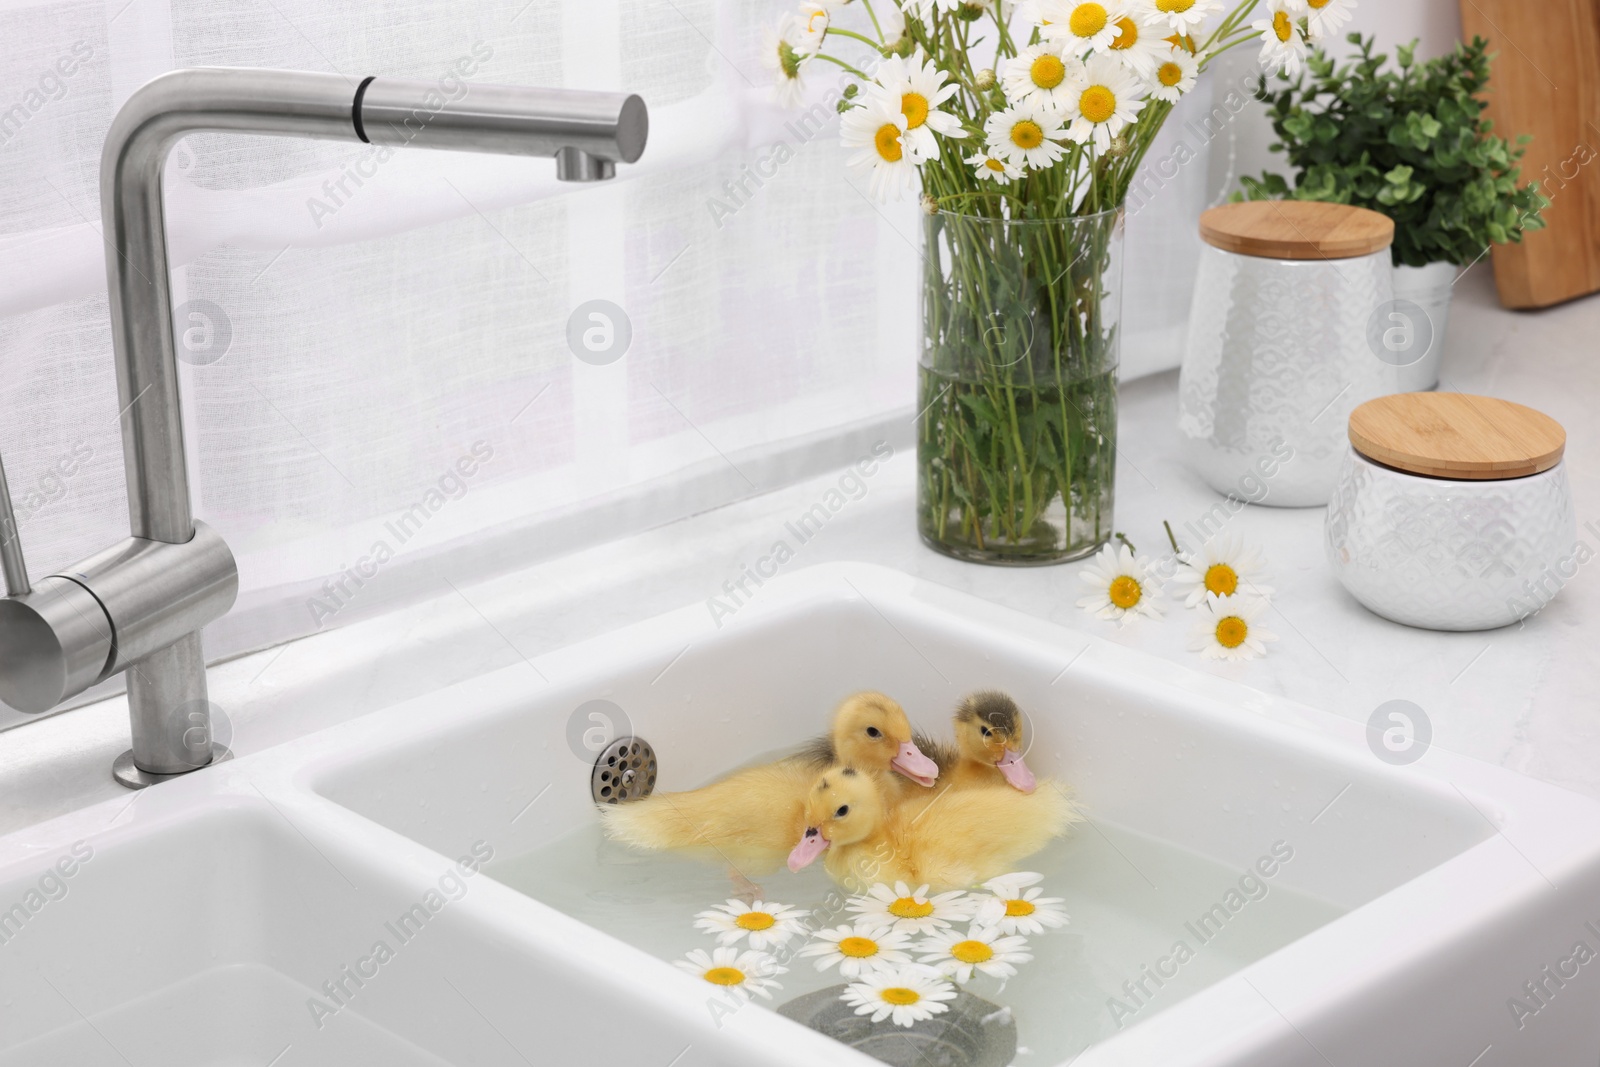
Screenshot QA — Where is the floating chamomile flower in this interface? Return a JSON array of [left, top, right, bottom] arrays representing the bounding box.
[[973, 871, 1071, 935], [1038, 0, 1129, 57], [1251, 0, 1308, 77], [1171, 533, 1274, 608], [985, 102, 1068, 169], [841, 96, 919, 202], [796, 1, 830, 53], [966, 151, 1025, 183], [693, 899, 811, 950], [1147, 0, 1222, 33], [1104, 11, 1168, 78], [762, 15, 811, 107], [1077, 542, 1164, 625], [1061, 55, 1147, 152], [799, 922, 915, 977], [841, 966, 958, 1027], [1189, 592, 1277, 661], [1302, 0, 1355, 40], [849, 882, 974, 935], [917, 926, 1034, 983], [674, 946, 786, 999], [1148, 47, 1198, 101], [868, 54, 964, 162], [1001, 42, 1083, 110]]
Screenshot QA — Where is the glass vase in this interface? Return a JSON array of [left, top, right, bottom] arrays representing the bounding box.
[[917, 206, 1123, 565]]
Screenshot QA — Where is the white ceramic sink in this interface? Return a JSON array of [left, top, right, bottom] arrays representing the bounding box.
[[3, 563, 1599, 1065]]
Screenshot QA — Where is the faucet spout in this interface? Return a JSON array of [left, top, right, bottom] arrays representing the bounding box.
[[54, 67, 647, 785]]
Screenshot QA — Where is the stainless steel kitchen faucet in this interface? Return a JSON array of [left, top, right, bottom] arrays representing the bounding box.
[[0, 68, 647, 787]]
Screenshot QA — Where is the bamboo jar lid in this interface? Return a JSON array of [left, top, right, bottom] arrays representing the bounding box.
[[1199, 201, 1394, 260], [1348, 393, 1567, 480]]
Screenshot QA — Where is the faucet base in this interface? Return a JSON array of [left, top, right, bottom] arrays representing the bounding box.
[[112, 743, 233, 790]]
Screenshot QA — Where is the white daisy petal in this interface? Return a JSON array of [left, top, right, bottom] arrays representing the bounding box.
[[1144, 0, 1223, 33], [1187, 592, 1278, 662], [761, 15, 811, 107], [797, 922, 916, 978], [984, 101, 1069, 169], [1251, 0, 1309, 77], [1303, 0, 1355, 40], [1037, 0, 1130, 57], [840, 965, 958, 1027], [1147, 47, 1198, 102], [1170, 532, 1275, 608], [674, 946, 787, 1000], [847, 882, 976, 935], [1060, 54, 1147, 152], [866, 53, 963, 162], [692, 899, 812, 950], [1075, 542, 1164, 625], [916, 926, 1034, 983], [973, 873, 1072, 935], [1001, 42, 1086, 110], [840, 96, 920, 202], [1103, 8, 1169, 78], [965, 151, 1025, 183]]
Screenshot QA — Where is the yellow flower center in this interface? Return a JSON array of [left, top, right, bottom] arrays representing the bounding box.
[[1009, 119, 1044, 149], [807, 9, 827, 32], [951, 939, 995, 964], [1272, 10, 1293, 41], [838, 936, 880, 958], [1068, 2, 1107, 38], [874, 124, 903, 162], [1308, 0, 1330, 7], [1216, 616, 1249, 649], [1004, 898, 1036, 917], [1079, 85, 1116, 124], [703, 966, 746, 986], [1204, 563, 1239, 596], [735, 911, 776, 931], [901, 91, 929, 130], [1157, 61, 1184, 87], [1031, 54, 1067, 89], [1156, 0, 1194, 10], [984, 158, 1006, 172], [1108, 573, 1141, 608], [881, 986, 922, 1006], [889, 897, 935, 919], [1167, 32, 1197, 54], [1110, 17, 1139, 50]]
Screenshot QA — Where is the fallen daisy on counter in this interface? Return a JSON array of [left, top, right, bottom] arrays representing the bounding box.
[[1190, 591, 1278, 661]]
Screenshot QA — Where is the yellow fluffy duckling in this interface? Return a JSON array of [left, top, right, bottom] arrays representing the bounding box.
[[599, 691, 939, 874], [922, 691, 1038, 793], [786, 762, 1077, 891]]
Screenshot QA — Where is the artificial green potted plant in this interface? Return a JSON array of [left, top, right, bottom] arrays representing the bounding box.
[[1241, 34, 1546, 390]]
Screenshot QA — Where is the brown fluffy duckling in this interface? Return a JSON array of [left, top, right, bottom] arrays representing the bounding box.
[[923, 691, 1037, 794]]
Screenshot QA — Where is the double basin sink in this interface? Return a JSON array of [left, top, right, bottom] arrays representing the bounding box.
[[2, 563, 1598, 1065]]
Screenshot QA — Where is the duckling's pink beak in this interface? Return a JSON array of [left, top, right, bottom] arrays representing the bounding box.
[[788, 827, 829, 872], [891, 740, 939, 787], [997, 748, 1036, 793]]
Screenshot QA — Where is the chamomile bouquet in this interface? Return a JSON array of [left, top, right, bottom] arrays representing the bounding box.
[[763, 0, 1353, 564]]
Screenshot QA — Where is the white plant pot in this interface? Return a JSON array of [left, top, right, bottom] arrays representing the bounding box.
[[1388, 261, 1457, 392]]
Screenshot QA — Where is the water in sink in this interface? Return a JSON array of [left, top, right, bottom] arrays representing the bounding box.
[[489, 817, 1345, 1063]]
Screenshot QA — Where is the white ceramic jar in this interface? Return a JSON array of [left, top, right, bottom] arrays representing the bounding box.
[[1179, 202, 1402, 507], [1388, 261, 1457, 393], [1325, 394, 1576, 631]]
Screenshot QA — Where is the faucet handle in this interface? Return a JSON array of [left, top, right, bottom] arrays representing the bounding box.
[[0, 453, 30, 597], [0, 454, 115, 713]]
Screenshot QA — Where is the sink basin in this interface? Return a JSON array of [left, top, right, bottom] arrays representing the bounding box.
[[3, 563, 1599, 1065]]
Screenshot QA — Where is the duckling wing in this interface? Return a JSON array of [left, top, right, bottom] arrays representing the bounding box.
[[903, 780, 1080, 889], [597, 759, 811, 872]]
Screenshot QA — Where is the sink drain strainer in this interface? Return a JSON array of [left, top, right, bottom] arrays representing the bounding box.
[[592, 736, 657, 804], [779, 985, 1017, 1067]]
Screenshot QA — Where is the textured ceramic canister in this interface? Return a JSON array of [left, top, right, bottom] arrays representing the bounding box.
[[1326, 393, 1576, 631], [1389, 261, 1458, 393], [1179, 202, 1402, 507]]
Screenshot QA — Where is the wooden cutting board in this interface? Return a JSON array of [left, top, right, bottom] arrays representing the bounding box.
[[1458, 0, 1600, 308]]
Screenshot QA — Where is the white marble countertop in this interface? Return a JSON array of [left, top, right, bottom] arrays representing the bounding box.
[[2, 266, 1595, 836]]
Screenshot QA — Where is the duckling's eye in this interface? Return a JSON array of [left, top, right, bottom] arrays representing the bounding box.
[[980, 726, 992, 737], [865, 726, 882, 738], [835, 805, 850, 818]]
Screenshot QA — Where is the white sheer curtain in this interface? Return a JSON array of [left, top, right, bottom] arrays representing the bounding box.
[[0, 0, 1209, 729]]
